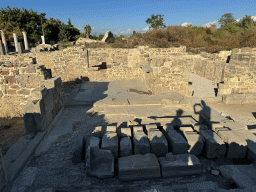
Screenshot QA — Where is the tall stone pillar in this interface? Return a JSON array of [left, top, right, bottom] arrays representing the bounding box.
[[13, 33, 18, 52], [41, 36, 45, 44], [22, 31, 29, 50], [1, 30, 8, 53]]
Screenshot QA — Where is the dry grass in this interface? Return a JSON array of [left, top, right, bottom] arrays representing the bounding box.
[[76, 25, 256, 53]]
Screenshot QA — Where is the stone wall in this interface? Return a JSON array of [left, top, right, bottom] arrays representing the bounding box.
[[0, 63, 51, 117]]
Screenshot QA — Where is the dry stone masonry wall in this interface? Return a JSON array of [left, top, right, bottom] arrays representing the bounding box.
[[1, 45, 256, 117]]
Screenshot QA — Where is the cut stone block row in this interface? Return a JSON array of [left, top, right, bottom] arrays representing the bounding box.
[[216, 129, 247, 159], [199, 130, 226, 159], [91, 125, 117, 138], [232, 129, 256, 161], [118, 153, 202, 181]]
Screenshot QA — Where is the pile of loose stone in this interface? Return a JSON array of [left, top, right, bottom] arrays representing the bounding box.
[[70, 115, 253, 182]]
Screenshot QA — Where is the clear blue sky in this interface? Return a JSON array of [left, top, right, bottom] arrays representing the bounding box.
[[1, 0, 256, 36]]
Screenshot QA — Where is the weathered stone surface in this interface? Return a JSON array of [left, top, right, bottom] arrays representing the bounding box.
[[163, 129, 189, 155], [199, 129, 226, 159], [101, 31, 114, 42], [88, 148, 114, 179], [120, 137, 133, 157], [118, 153, 161, 181], [120, 128, 131, 138], [166, 152, 175, 161], [158, 154, 201, 177], [148, 130, 168, 157], [85, 136, 100, 171], [71, 135, 85, 164], [91, 126, 102, 138], [193, 123, 208, 132], [106, 125, 116, 133], [101, 132, 118, 158], [31, 87, 47, 100], [183, 132, 205, 156], [232, 129, 256, 161], [133, 126, 144, 134], [219, 165, 256, 189], [133, 132, 150, 155], [145, 124, 159, 134], [217, 130, 247, 159]]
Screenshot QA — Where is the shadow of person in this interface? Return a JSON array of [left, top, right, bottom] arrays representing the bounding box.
[[193, 100, 211, 128], [171, 109, 183, 131]]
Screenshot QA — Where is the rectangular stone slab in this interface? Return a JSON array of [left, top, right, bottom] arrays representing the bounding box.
[[199, 130, 226, 159], [158, 154, 201, 177], [118, 153, 161, 181], [148, 130, 168, 157], [183, 132, 205, 156], [133, 132, 150, 154], [217, 130, 247, 159], [193, 123, 208, 133], [120, 137, 133, 157], [163, 129, 189, 154], [101, 133, 118, 158], [133, 126, 144, 134]]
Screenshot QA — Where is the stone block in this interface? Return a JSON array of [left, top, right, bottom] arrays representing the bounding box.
[[166, 152, 175, 161], [31, 87, 48, 100], [133, 132, 150, 154], [22, 99, 46, 133], [42, 77, 62, 90], [91, 126, 102, 138], [85, 137, 101, 171], [232, 129, 256, 161], [158, 154, 201, 177], [183, 132, 205, 156], [217, 130, 247, 159], [163, 129, 189, 155], [148, 130, 168, 157], [219, 165, 256, 189], [88, 148, 114, 178], [120, 137, 133, 157], [118, 153, 161, 181], [17, 42, 24, 54], [71, 135, 85, 164], [199, 130, 226, 159], [101, 132, 118, 158], [121, 128, 131, 138], [0, 43, 6, 55]]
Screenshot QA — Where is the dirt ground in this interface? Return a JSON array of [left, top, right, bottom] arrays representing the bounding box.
[[0, 117, 26, 157]]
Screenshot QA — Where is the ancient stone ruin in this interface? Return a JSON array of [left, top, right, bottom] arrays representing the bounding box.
[[1, 35, 256, 191]]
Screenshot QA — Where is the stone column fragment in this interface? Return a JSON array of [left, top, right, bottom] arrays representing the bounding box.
[[13, 33, 18, 52], [22, 31, 29, 50], [1, 30, 8, 53]]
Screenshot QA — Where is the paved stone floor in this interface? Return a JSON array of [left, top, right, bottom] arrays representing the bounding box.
[[4, 79, 256, 192]]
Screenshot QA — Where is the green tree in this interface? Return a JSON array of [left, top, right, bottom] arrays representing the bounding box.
[[84, 24, 91, 38], [218, 13, 236, 27], [236, 15, 256, 29], [0, 6, 44, 44], [98, 34, 104, 40], [146, 14, 166, 30], [67, 18, 73, 27], [133, 30, 136, 36], [58, 24, 70, 42]]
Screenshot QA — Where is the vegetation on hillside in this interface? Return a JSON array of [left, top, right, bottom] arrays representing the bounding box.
[[0, 6, 256, 53]]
